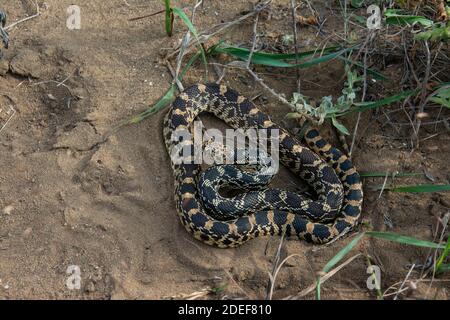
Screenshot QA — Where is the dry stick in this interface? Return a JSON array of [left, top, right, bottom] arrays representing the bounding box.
[[290, 0, 301, 93], [170, 0, 203, 91], [165, 59, 184, 92], [349, 31, 373, 156], [377, 172, 389, 199], [383, 278, 450, 298], [246, 12, 260, 69], [401, 99, 418, 150], [424, 212, 449, 298], [287, 253, 362, 299], [221, 268, 254, 300], [413, 41, 431, 148], [128, 9, 165, 21], [190, 0, 204, 23], [0, 107, 16, 134], [402, 33, 420, 87], [265, 234, 284, 300], [246, 68, 318, 124], [393, 263, 416, 300], [267, 253, 302, 300]]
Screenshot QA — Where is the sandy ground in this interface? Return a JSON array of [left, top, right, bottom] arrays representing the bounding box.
[[0, 0, 449, 299]]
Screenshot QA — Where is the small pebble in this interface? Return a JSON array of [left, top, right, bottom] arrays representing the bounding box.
[[22, 227, 33, 237], [3, 205, 14, 215]]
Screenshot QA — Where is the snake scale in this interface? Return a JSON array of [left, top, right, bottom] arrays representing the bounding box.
[[163, 83, 363, 248]]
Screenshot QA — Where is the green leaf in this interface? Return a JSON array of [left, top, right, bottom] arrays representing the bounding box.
[[429, 86, 450, 109], [415, 23, 450, 41], [366, 231, 446, 249], [331, 116, 350, 135], [384, 10, 434, 27]]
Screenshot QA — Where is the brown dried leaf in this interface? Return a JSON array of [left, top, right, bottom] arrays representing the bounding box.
[[296, 15, 319, 26], [437, 0, 448, 21]]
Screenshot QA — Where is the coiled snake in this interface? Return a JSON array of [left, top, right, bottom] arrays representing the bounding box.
[[163, 83, 363, 248]]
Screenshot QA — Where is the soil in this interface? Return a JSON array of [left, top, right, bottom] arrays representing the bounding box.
[[0, 0, 448, 300]]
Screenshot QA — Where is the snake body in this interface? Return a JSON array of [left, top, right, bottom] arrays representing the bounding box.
[[163, 83, 363, 248]]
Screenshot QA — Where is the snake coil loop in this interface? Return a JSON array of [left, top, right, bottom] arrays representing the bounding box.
[[164, 83, 363, 247]]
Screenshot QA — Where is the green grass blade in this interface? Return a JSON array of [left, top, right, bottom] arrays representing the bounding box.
[[322, 233, 365, 274], [214, 45, 356, 69], [345, 89, 419, 115], [164, 0, 173, 36], [316, 233, 365, 300], [171, 7, 208, 77], [298, 46, 354, 69], [171, 7, 199, 40], [429, 86, 450, 109], [179, 49, 202, 80], [316, 279, 321, 300], [128, 84, 176, 124], [331, 116, 350, 135], [213, 45, 341, 61], [351, 0, 365, 8], [360, 172, 422, 178], [366, 231, 446, 249], [126, 48, 202, 125], [213, 44, 387, 80], [436, 237, 450, 273], [316, 231, 446, 299], [437, 264, 450, 272], [382, 184, 450, 193]]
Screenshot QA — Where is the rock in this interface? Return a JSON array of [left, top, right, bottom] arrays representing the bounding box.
[[10, 49, 45, 78], [3, 205, 13, 215], [63, 207, 81, 226]]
